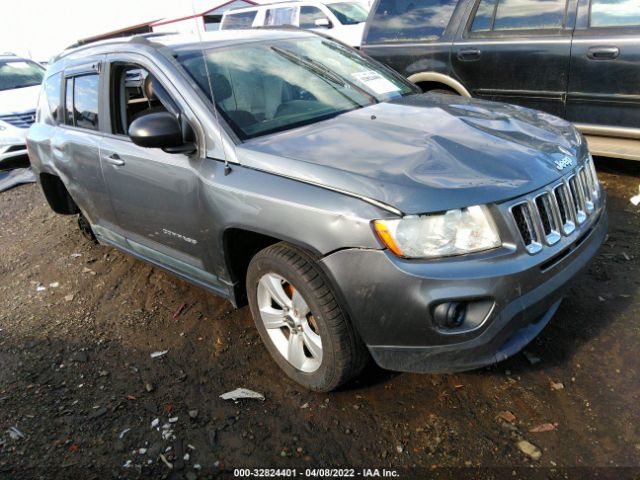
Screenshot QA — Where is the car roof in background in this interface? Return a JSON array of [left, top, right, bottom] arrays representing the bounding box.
[[159, 29, 314, 53], [225, 0, 352, 13]]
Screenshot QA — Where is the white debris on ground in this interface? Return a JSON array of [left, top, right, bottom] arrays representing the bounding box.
[[7, 426, 25, 440], [631, 185, 640, 206], [150, 350, 169, 359], [123, 415, 198, 472], [219, 388, 265, 402], [517, 439, 542, 460]]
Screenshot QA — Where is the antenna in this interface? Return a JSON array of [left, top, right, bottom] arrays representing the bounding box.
[[191, 1, 232, 176]]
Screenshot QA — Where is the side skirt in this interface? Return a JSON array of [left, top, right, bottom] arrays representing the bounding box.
[[92, 225, 236, 306]]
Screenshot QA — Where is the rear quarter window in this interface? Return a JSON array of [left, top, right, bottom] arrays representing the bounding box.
[[221, 11, 257, 29], [37, 72, 62, 124], [365, 0, 458, 44]]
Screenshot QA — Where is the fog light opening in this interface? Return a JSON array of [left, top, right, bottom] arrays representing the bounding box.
[[434, 301, 467, 329]]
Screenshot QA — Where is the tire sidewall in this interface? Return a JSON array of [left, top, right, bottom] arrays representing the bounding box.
[[247, 251, 341, 391]]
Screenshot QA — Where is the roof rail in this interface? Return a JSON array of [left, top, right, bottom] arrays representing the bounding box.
[[0, 52, 17, 56], [56, 31, 178, 62]]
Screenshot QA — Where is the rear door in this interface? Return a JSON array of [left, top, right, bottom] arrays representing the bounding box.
[[361, 0, 461, 79], [451, 0, 578, 117], [567, 0, 640, 131], [55, 61, 117, 229]]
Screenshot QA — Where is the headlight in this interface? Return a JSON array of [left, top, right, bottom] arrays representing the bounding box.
[[373, 205, 501, 259]]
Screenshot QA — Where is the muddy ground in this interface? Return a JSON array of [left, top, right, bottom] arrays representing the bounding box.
[[0, 159, 638, 479]]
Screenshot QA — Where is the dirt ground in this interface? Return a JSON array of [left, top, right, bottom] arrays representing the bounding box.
[[0, 158, 638, 480]]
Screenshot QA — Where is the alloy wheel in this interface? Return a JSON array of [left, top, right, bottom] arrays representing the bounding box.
[[256, 273, 322, 373]]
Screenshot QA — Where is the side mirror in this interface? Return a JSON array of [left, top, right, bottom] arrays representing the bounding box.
[[314, 18, 332, 28], [129, 111, 194, 153]]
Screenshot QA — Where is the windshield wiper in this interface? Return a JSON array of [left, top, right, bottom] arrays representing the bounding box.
[[271, 46, 379, 107], [271, 46, 346, 88], [299, 53, 378, 104]]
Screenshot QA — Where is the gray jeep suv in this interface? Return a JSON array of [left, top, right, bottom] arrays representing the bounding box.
[[27, 30, 607, 391]]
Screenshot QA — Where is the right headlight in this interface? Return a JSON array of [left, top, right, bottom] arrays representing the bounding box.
[[373, 205, 501, 259]]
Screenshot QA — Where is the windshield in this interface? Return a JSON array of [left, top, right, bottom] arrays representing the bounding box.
[[178, 37, 418, 140], [326, 2, 369, 24], [0, 59, 45, 92]]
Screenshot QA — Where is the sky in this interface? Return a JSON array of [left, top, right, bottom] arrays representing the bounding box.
[[0, 0, 219, 61]]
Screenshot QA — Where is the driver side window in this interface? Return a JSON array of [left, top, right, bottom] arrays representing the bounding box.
[[299, 6, 330, 28], [110, 64, 177, 136]]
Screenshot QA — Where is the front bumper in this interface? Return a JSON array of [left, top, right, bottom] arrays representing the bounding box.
[[0, 129, 30, 171], [320, 202, 608, 374]]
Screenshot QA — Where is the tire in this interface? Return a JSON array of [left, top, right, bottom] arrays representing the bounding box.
[[246, 242, 368, 391], [428, 88, 458, 96], [77, 211, 97, 243]]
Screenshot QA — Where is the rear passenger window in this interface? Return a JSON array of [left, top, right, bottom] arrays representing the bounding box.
[[590, 0, 640, 27], [64, 73, 99, 130], [265, 7, 297, 25], [366, 0, 458, 43], [221, 11, 257, 29], [73, 75, 100, 130], [471, 0, 568, 32]]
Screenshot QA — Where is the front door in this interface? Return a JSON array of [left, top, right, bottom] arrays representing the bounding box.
[[451, 0, 578, 117], [567, 0, 640, 130], [99, 60, 214, 283]]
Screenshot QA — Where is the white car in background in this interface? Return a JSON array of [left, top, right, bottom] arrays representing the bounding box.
[[220, 0, 370, 48], [0, 54, 45, 170]]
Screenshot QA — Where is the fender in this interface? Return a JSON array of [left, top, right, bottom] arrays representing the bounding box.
[[407, 72, 471, 98]]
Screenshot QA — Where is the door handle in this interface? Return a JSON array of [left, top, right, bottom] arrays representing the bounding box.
[[457, 48, 482, 61], [587, 46, 619, 60], [103, 153, 125, 166]]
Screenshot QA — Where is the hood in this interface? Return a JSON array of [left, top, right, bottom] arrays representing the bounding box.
[[0, 85, 40, 115], [239, 94, 588, 215]]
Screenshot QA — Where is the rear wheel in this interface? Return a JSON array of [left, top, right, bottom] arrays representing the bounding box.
[[247, 243, 367, 391], [77, 212, 97, 243], [428, 88, 458, 95]]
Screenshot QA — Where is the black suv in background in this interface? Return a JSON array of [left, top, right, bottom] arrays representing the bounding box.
[[361, 0, 640, 161]]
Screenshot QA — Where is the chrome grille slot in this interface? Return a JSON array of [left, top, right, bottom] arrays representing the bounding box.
[[511, 203, 542, 254], [553, 184, 576, 235], [535, 193, 561, 245], [0, 110, 36, 128], [585, 157, 600, 201], [579, 167, 595, 213], [568, 175, 587, 224]]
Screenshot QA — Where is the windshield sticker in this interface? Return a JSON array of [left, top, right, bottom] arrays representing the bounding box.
[[351, 71, 400, 95]]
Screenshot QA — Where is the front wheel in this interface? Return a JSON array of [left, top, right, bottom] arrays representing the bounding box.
[[246, 243, 367, 391]]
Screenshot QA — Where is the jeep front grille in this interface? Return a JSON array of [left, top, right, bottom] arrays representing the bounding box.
[[510, 156, 600, 254], [0, 109, 36, 128]]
